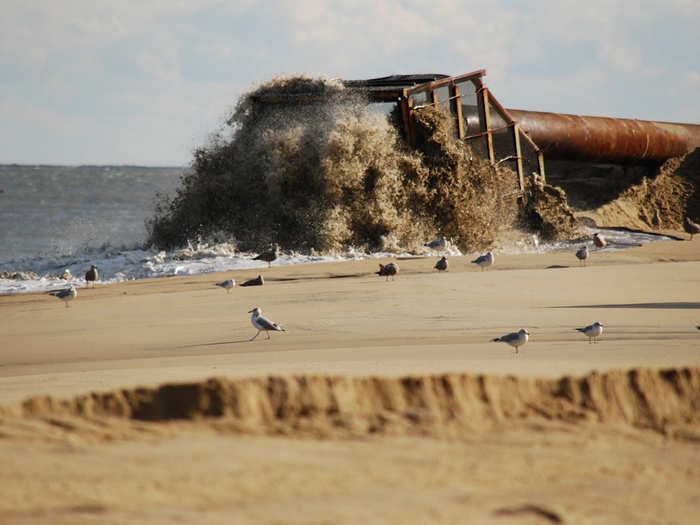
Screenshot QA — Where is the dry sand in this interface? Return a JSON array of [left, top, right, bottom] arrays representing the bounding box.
[[1, 237, 700, 524]]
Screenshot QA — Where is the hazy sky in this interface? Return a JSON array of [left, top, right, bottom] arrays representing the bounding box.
[[2, 1, 698, 166]]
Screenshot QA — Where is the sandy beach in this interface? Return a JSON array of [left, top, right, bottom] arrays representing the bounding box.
[[2, 237, 700, 524]]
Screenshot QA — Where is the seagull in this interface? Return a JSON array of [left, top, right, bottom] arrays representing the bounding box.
[[376, 262, 399, 281], [240, 275, 264, 287], [215, 279, 235, 293], [683, 217, 700, 240], [593, 233, 607, 249], [253, 244, 280, 267], [49, 286, 77, 308], [471, 251, 494, 271], [434, 256, 448, 271], [576, 246, 589, 266], [575, 322, 604, 344], [424, 236, 447, 251], [248, 307, 287, 340], [84, 265, 98, 287], [492, 328, 529, 353]]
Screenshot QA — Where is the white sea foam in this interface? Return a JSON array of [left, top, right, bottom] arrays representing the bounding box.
[[0, 227, 672, 295]]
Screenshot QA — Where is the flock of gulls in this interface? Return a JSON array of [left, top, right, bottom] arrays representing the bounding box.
[[44, 223, 700, 349]]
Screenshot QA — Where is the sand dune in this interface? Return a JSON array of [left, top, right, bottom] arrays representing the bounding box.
[[8, 368, 700, 439]]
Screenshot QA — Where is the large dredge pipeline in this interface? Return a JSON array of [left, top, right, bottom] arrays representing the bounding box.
[[342, 72, 700, 171], [509, 108, 700, 164]]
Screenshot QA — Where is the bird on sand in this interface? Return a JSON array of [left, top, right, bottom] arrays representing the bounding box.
[[49, 286, 77, 308], [215, 279, 235, 293], [593, 232, 607, 249], [471, 251, 494, 271], [576, 245, 589, 266], [376, 262, 399, 281], [84, 265, 98, 287], [575, 321, 604, 344], [253, 244, 280, 267], [240, 275, 264, 287], [492, 328, 530, 353], [434, 256, 448, 271], [424, 236, 448, 252], [683, 217, 700, 240], [248, 307, 287, 340]]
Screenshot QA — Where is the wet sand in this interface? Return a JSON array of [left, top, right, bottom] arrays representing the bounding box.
[[1, 237, 699, 523]]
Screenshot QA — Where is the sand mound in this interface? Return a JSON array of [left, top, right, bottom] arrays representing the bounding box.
[[147, 76, 577, 254], [9, 368, 700, 440], [580, 148, 699, 230]]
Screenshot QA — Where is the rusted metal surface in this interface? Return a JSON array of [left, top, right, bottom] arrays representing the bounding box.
[[508, 109, 700, 163]]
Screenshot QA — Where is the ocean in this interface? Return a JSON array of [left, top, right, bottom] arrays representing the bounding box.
[[0, 164, 670, 295]]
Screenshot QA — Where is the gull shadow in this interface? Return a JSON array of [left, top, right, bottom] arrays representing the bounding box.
[[553, 302, 700, 310], [174, 339, 253, 349], [546, 265, 570, 269]]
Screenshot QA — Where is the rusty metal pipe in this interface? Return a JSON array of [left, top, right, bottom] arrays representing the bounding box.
[[508, 109, 700, 163]]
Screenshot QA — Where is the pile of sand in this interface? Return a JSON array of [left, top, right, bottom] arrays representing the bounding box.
[[147, 77, 579, 254], [7, 368, 699, 441], [579, 148, 699, 231]]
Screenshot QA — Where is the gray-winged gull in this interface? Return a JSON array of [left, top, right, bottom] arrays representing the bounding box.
[[215, 279, 235, 293], [248, 307, 287, 340], [424, 236, 447, 251], [575, 321, 604, 343], [49, 286, 77, 308], [492, 328, 529, 353], [471, 251, 494, 271]]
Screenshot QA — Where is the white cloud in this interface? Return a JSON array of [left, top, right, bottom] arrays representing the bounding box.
[[1, 1, 698, 164]]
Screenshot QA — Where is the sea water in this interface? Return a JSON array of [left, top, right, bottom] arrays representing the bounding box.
[[0, 164, 671, 295]]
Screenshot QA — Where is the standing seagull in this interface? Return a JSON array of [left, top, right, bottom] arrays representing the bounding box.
[[424, 236, 448, 252], [49, 286, 77, 308], [575, 322, 604, 344], [248, 307, 287, 340], [434, 256, 448, 272], [576, 246, 589, 266], [215, 279, 235, 293], [593, 233, 607, 249], [253, 244, 280, 267], [471, 251, 494, 271], [492, 328, 530, 354], [376, 262, 399, 281], [683, 217, 700, 240], [85, 265, 98, 287]]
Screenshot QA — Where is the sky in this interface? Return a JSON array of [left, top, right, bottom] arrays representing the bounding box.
[[1, 0, 698, 166]]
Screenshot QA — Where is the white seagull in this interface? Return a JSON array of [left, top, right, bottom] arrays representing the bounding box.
[[248, 307, 287, 340], [215, 279, 235, 293], [575, 322, 604, 344], [492, 328, 529, 353], [472, 251, 494, 271], [424, 236, 448, 251], [49, 285, 77, 308]]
